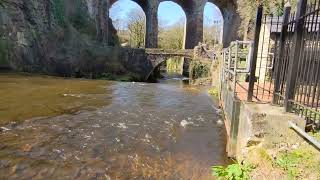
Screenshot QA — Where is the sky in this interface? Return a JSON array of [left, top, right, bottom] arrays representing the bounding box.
[[110, 0, 223, 28]]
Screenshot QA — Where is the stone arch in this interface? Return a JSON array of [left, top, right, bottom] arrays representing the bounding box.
[[162, 0, 240, 48], [104, 0, 239, 49]]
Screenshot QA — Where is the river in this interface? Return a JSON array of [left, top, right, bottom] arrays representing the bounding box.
[[0, 73, 229, 179]]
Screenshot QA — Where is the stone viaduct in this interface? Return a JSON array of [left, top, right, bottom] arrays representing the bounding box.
[[94, 0, 240, 48]]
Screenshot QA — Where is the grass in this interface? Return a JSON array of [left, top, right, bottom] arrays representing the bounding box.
[[275, 147, 319, 179]]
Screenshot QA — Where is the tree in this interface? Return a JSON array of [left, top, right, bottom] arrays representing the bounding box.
[[126, 9, 145, 48], [237, 0, 289, 40], [203, 24, 222, 46], [158, 18, 185, 50]]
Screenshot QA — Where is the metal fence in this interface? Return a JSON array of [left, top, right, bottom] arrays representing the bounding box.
[[272, 0, 320, 129], [222, 0, 320, 130], [248, 13, 282, 102]]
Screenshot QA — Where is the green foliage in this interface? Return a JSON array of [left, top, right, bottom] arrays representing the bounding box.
[[208, 87, 219, 97], [237, 0, 288, 39], [212, 163, 255, 180], [191, 61, 210, 79], [275, 148, 314, 179], [310, 132, 320, 141], [69, 1, 96, 36], [52, 0, 66, 26]]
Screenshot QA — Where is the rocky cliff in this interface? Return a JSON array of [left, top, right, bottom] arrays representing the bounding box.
[[0, 0, 148, 80]]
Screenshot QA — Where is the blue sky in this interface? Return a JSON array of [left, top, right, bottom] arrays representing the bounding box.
[[110, 0, 223, 28]]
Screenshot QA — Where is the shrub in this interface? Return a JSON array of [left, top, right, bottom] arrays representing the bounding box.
[[191, 61, 210, 79], [212, 162, 255, 180]]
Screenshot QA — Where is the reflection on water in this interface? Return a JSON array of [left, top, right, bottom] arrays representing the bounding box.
[[0, 73, 113, 125], [0, 73, 229, 179]]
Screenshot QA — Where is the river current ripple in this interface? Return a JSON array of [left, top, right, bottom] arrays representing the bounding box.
[[0, 79, 229, 179]]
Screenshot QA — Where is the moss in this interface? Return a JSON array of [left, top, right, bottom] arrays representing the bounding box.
[[68, 1, 96, 38], [52, 0, 66, 27], [0, 39, 10, 66]]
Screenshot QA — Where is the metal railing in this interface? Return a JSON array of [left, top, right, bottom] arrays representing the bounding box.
[[222, 0, 320, 129], [221, 41, 253, 100]]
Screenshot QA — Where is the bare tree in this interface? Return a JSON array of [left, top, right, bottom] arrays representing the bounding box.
[[126, 9, 145, 48]]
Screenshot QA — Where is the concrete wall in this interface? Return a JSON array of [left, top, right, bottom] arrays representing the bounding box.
[[236, 103, 305, 160]]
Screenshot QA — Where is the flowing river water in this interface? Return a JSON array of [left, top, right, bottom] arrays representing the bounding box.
[[0, 73, 229, 179]]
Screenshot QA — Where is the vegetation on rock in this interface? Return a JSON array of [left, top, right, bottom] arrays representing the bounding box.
[[52, 0, 66, 26]]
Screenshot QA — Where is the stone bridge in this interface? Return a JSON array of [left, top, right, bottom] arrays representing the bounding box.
[[92, 0, 240, 48], [144, 48, 194, 80]]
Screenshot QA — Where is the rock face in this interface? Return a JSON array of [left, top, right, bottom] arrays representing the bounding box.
[[0, 0, 149, 80]]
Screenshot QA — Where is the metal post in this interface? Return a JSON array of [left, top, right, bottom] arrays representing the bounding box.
[[284, 0, 307, 112], [228, 47, 232, 80], [273, 6, 291, 104], [247, 5, 263, 102], [233, 42, 238, 97]]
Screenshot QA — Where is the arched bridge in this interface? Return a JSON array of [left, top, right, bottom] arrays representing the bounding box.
[[93, 0, 240, 48], [146, 49, 194, 58], [144, 48, 194, 80]]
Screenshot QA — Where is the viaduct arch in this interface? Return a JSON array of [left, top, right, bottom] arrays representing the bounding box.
[[98, 0, 240, 48]]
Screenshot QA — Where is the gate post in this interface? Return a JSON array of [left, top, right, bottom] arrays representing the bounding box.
[[247, 5, 263, 102], [284, 0, 307, 112], [272, 6, 291, 104]]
